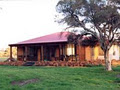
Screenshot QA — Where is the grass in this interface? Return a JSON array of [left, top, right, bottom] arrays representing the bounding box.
[[0, 66, 120, 90], [0, 57, 8, 62], [0, 57, 17, 62]]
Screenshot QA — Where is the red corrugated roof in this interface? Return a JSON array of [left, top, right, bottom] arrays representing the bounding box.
[[9, 32, 70, 46]]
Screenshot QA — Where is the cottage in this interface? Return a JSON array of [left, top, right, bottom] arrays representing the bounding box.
[[9, 32, 120, 62]]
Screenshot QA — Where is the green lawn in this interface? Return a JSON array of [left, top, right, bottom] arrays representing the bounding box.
[[0, 57, 17, 62], [0, 66, 120, 90], [0, 57, 8, 62]]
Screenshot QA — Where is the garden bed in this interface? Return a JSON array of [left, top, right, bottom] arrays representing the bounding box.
[[0, 60, 105, 67], [0, 59, 120, 67]]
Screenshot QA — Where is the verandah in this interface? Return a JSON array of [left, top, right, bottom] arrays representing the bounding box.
[[9, 43, 81, 62]]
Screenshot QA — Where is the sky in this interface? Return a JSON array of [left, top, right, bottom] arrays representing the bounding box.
[[0, 0, 63, 49]]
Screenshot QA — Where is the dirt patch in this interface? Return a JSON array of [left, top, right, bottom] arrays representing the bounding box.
[[11, 78, 39, 86], [114, 74, 120, 83], [116, 74, 120, 78]]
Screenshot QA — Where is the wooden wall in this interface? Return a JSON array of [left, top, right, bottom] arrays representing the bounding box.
[[56, 47, 60, 58], [76, 45, 85, 61], [85, 47, 91, 61], [17, 46, 24, 61], [16, 44, 104, 61], [84, 46, 102, 61], [16, 44, 105, 61], [76, 45, 105, 61]]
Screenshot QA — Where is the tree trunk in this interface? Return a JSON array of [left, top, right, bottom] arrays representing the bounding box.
[[104, 50, 112, 71]]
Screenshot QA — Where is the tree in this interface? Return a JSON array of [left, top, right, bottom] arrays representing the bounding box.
[[56, 0, 120, 71]]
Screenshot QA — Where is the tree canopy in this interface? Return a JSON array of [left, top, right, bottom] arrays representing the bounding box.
[[56, 0, 120, 71]]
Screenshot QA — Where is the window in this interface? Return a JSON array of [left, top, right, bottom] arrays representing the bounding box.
[[67, 44, 75, 56]]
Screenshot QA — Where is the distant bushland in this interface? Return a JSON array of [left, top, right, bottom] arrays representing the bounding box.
[[0, 47, 17, 59]]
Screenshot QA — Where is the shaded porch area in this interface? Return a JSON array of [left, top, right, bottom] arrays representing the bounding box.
[[9, 43, 84, 62]]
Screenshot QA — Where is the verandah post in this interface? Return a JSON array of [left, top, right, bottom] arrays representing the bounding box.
[[41, 45, 44, 61], [10, 46, 13, 60], [37, 48, 41, 61], [74, 44, 77, 61], [24, 46, 28, 61], [59, 44, 62, 60]]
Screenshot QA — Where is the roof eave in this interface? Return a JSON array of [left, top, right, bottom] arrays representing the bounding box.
[[9, 41, 68, 46]]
